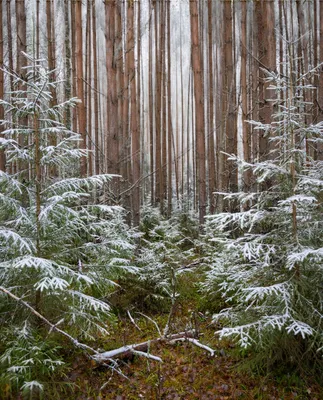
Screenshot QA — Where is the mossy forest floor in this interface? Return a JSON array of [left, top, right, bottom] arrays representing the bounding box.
[[50, 299, 322, 400]]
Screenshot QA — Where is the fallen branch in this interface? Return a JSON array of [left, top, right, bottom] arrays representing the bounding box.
[[132, 349, 163, 362], [186, 338, 216, 357], [93, 330, 197, 363], [169, 337, 216, 356]]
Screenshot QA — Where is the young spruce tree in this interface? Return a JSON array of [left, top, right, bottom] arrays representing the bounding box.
[[0, 55, 134, 396], [204, 53, 323, 374]]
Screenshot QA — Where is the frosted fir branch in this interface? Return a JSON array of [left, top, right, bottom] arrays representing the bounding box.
[[34, 277, 70, 292], [6, 147, 33, 163], [216, 323, 259, 348], [20, 381, 44, 393], [46, 191, 90, 205], [261, 314, 290, 331], [38, 193, 89, 222], [286, 248, 323, 270], [7, 365, 30, 374], [253, 162, 289, 182], [43, 174, 117, 196], [242, 282, 291, 303], [9, 256, 56, 273], [245, 120, 272, 133], [0, 171, 26, 195], [278, 195, 318, 206], [0, 229, 35, 254], [286, 320, 314, 339], [83, 204, 124, 214], [206, 210, 268, 232], [109, 258, 131, 266], [241, 239, 276, 261], [68, 290, 110, 313], [38, 203, 83, 226], [298, 177, 323, 190], [0, 137, 20, 149]]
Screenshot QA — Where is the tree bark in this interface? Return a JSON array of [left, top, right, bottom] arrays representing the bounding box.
[[222, 0, 237, 210], [207, 0, 215, 213], [148, 1, 154, 205], [75, 0, 87, 177], [0, 0, 5, 171], [106, 0, 119, 177], [127, 0, 140, 224], [189, 0, 206, 224], [167, 0, 172, 216], [15, 0, 27, 175], [154, 0, 162, 208], [241, 0, 251, 192], [92, 0, 100, 174]]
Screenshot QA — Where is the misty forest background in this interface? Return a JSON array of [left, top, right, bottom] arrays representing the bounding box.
[[2, 0, 322, 223], [0, 0, 323, 399]]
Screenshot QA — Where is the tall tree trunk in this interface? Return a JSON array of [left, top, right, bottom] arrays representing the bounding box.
[[154, 0, 162, 208], [318, 0, 323, 159], [241, 0, 251, 192], [127, 0, 140, 224], [64, 0, 72, 129], [16, 0, 27, 175], [115, 1, 124, 184], [222, 0, 237, 210], [46, 0, 57, 176], [189, 0, 206, 224], [166, 0, 172, 216], [6, 1, 13, 91], [75, 0, 87, 176], [86, 0, 93, 176], [251, 1, 259, 166], [0, 0, 5, 171], [36, 0, 40, 59], [180, 4, 185, 198], [148, 1, 154, 205], [46, 0, 56, 87], [257, 0, 276, 161], [161, 0, 167, 215], [6, 1, 14, 173], [16, 0, 26, 73], [122, 1, 131, 214], [106, 0, 119, 178], [137, 0, 142, 212], [207, 0, 215, 213], [92, 0, 100, 174], [71, 0, 77, 131]]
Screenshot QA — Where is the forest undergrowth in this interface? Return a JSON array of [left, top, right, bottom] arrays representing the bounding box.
[[2, 206, 322, 400], [48, 267, 323, 400]]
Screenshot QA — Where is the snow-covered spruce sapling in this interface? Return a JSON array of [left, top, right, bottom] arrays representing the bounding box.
[[204, 58, 323, 372], [0, 55, 134, 394], [115, 205, 200, 333]]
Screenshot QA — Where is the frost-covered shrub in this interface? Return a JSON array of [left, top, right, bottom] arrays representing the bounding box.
[[204, 63, 323, 373], [0, 56, 134, 394]]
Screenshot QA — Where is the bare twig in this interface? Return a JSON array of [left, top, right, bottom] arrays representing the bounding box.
[[127, 309, 141, 331], [136, 311, 162, 337]]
